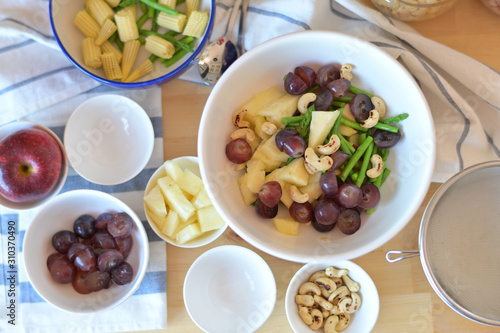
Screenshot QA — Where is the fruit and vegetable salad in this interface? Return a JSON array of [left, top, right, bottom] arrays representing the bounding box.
[[224, 63, 408, 236]]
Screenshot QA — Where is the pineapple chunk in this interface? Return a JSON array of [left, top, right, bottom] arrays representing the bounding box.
[[146, 207, 167, 230], [254, 134, 289, 172], [174, 214, 197, 234], [163, 160, 184, 182], [143, 185, 167, 218], [246, 159, 266, 193], [299, 172, 323, 203], [253, 115, 271, 141], [161, 210, 180, 238], [257, 94, 300, 127], [280, 183, 293, 208], [175, 222, 202, 244], [338, 124, 358, 137], [238, 173, 257, 205], [244, 85, 285, 126], [308, 110, 340, 151], [191, 187, 212, 209], [265, 167, 285, 188], [157, 176, 195, 222], [276, 157, 309, 187], [197, 205, 225, 232], [176, 169, 204, 196], [273, 218, 300, 236]]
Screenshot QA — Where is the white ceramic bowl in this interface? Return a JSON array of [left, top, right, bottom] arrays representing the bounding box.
[[285, 260, 379, 333], [23, 189, 149, 313], [49, 0, 215, 87], [198, 30, 436, 263], [144, 156, 227, 248], [184, 245, 276, 332], [0, 121, 68, 210], [64, 94, 154, 185]]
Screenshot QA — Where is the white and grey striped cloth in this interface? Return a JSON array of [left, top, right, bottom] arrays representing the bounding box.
[[1, 0, 500, 332]]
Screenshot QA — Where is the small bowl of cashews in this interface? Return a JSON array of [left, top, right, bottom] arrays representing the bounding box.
[[285, 260, 379, 333], [371, 0, 459, 21]]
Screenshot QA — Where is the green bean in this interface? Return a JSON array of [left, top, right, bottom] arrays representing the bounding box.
[[340, 136, 373, 182]]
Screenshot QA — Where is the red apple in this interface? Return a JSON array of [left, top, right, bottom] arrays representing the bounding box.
[[0, 128, 63, 203]]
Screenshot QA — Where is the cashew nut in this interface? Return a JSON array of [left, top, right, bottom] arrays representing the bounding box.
[[337, 296, 352, 314], [332, 277, 343, 289], [304, 160, 319, 175], [299, 281, 322, 296], [322, 308, 331, 319], [261, 121, 277, 135], [360, 109, 379, 129], [336, 312, 350, 331], [309, 308, 324, 330], [325, 266, 348, 278], [342, 274, 360, 293], [316, 134, 340, 155], [314, 294, 334, 311], [324, 315, 340, 333], [366, 154, 384, 178], [328, 286, 350, 304], [330, 304, 342, 315], [289, 185, 310, 204], [230, 128, 255, 143], [298, 93, 316, 114], [299, 306, 313, 325], [371, 96, 386, 119], [315, 277, 337, 294], [340, 64, 353, 81], [295, 294, 315, 307], [232, 109, 250, 128], [309, 270, 328, 282], [345, 292, 362, 314], [305, 147, 333, 173]]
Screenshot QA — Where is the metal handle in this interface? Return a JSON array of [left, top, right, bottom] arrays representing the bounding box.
[[386, 250, 420, 263], [238, 0, 249, 55], [225, 0, 243, 40]]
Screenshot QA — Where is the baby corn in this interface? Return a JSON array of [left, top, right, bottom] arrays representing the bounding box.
[[100, 52, 122, 80], [74, 10, 100, 39], [121, 39, 141, 82], [145, 35, 175, 59], [115, 7, 139, 42], [186, 0, 200, 18], [82, 37, 102, 69], [87, 0, 114, 26], [95, 19, 117, 46], [101, 40, 123, 64], [156, 12, 187, 33], [124, 59, 154, 83], [183, 10, 208, 38]]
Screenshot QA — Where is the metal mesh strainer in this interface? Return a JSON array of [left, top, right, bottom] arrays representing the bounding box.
[[387, 161, 500, 327]]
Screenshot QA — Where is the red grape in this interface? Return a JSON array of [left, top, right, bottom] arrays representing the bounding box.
[[225, 138, 252, 164], [111, 262, 134, 285], [373, 128, 401, 149], [311, 87, 334, 111], [85, 271, 111, 292], [255, 199, 278, 219], [284, 72, 308, 95], [294, 66, 316, 89], [68, 243, 89, 262], [349, 94, 372, 121], [314, 197, 340, 226], [312, 216, 335, 232], [327, 78, 351, 98], [73, 214, 96, 239], [49, 256, 76, 284], [97, 249, 124, 272], [358, 183, 381, 210], [331, 151, 350, 170], [47, 253, 66, 270], [258, 181, 282, 207], [316, 64, 340, 87], [72, 245, 97, 271], [337, 209, 361, 235], [337, 183, 362, 208], [275, 129, 306, 158], [51, 230, 78, 254], [320, 171, 338, 196], [95, 212, 113, 229], [107, 212, 134, 238], [90, 229, 118, 254], [289, 201, 314, 223], [72, 269, 93, 294], [115, 235, 133, 259]]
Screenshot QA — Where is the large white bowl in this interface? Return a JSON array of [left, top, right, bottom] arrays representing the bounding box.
[[198, 30, 436, 263], [285, 260, 379, 333], [49, 0, 215, 87], [23, 189, 149, 313], [184, 245, 276, 332], [64, 94, 154, 185]]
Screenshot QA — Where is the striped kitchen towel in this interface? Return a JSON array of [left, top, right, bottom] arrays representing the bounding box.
[[0, 85, 167, 333]]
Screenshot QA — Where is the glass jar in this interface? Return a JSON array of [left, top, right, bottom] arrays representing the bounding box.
[[481, 0, 500, 15], [371, 0, 459, 21]]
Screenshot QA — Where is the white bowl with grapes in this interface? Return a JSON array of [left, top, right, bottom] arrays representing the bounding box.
[[198, 30, 435, 263]]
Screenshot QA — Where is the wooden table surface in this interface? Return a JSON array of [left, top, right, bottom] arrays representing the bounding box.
[[157, 1, 500, 332]]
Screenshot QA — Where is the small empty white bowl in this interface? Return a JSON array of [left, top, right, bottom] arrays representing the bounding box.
[[285, 260, 379, 333], [144, 156, 227, 248], [0, 120, 68, 210], [184, 245, 276, 333], [64, 94, 154, 185]]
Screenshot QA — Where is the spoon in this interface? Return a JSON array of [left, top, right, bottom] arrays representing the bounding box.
[[198, 0, 243, 85]]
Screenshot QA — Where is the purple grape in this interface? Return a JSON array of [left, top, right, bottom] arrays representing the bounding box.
[[294, 66, 316, 89], [72, 245, 97, 271], [373, 129, 401, 149], [95, 212, 113, 229], [331, 151, 350, 170], [314, 197, 340, 226], [225, 138, 252, 164], [337, 209, 361, 235], [327, 78, 351, 98], [72, 269, 93, 294], [284, 72, 308, 95], [258, 181, 282, 207], [47, 253, 66, 270], [316, 64, 340, 87], [311, 87, 334, 111], [51, 230, 79, 254], [320, 171, 338, 196], [337, 183, 362, 208], [358, 183, 381, 210], [97, 249, 124, 272], [90, 229, 118, 254], [68, 242, 89, 262], [349, 94, 372, 121], [115, 235, 133, 259], [73, 214, 96, 239], [107, 212, 134, 239], [49, 256, 76, 284], [85, 271, 111, 292], [111, 262, 134, 285], [312, 216, 335, 232], [289, 201, 314, 223], [255, 199, 278, 219], [275, 129, 306, 158]]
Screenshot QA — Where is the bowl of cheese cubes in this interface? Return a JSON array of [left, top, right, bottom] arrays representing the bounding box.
[[49, 0, 215, 87], [143, 156, 228, 247]]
